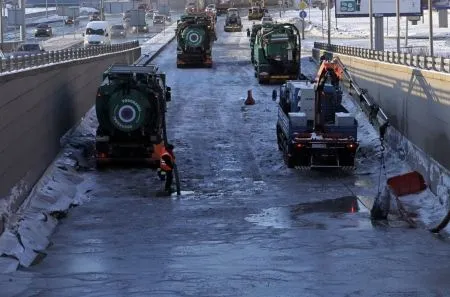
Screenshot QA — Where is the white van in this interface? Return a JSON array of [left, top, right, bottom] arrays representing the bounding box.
[[83, 21, 111, 47]]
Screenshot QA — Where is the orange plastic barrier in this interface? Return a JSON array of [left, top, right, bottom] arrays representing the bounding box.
[[387, 171, 427, 197]]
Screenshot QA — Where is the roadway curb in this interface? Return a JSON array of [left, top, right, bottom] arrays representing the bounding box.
[[0, 31, 176, 273], [141, 32, 176, 63]]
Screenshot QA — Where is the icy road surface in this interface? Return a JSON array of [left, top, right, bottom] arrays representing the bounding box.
[[2, 15, 450, 297]]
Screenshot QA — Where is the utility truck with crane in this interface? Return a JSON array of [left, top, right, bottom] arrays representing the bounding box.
[[252, 23, 301, 84], [273, 57, 359, 169]]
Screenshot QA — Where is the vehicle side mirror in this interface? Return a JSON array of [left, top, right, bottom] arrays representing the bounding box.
[[105, 33, 109, 37], [272, 89, 277, 101]]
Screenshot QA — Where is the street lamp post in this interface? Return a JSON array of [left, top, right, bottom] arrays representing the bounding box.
[[327, 0, 330, 45], [429, 0, 434, 56], [396, 0, 400, 53], [369, 0, 373, 49], [0, 0, 3, 50]]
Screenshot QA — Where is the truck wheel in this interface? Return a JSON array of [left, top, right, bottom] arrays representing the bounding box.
[[258, 74, 264, 84], [284, 154, 295, 168], [276, 126, 282, 151]]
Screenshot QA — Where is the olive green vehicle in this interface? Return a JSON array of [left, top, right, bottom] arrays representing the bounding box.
[[252, 23, 301, 84], [95, 55, 172, 167], [176, 13, 217, 68]]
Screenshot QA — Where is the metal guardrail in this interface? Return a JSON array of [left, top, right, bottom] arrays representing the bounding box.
[[314, 42, 450, 73], [333, 56, 390, 139], [0, 41, 140, 74]]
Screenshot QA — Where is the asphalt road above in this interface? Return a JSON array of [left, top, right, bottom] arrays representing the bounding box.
[[1, 16, 450, 297]]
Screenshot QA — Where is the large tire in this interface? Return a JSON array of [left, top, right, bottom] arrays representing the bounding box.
[[258, 74, 264, 84], [276, 126, 282, 151], [284, 153, 295, 168]]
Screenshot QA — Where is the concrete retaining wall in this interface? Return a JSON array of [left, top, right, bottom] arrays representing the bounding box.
[[312, 48, 450, 194], [0, 46, 141, 214]]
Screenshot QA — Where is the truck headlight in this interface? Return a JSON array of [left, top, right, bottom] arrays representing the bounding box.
[[143, 26, 147, 30]]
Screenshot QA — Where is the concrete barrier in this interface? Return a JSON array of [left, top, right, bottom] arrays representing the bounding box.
[[312, 47, 450, 194], [0, 46, 142, 216]]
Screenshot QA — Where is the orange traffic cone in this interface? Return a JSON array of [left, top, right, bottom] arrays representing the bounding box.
[[244, 90, 255, 105]]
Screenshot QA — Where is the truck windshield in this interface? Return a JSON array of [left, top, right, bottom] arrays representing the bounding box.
[[86, 28, 105, 35]]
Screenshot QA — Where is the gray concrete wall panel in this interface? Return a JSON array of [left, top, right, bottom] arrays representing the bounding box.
[[0, 47, 141, 213]]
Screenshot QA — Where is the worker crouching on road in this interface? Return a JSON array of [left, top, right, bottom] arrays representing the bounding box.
[[157, 144, 175, 194]]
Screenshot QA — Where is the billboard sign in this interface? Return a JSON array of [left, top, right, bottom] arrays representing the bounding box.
[[57, 6, 80, 17], [335, 0, 422, 17], [421, 0, 450, 9], [6, 8, 24, 25]]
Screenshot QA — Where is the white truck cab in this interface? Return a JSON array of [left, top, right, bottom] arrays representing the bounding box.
[[83, 21, 111, 47]]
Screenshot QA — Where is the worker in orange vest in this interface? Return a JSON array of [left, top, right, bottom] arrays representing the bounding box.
[[157, 144, 175, 193]]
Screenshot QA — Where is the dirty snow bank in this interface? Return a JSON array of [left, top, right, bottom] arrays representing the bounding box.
[[0, 27, 175, 273]]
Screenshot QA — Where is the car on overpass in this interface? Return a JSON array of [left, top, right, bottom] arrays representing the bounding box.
[[110, 24, 127, 38], [34, 23, 53, 37], [10, 43, 45, 58], [90, 11, 101, 21], [261, 16, 273, 25], [64, 16, 80, 25], [153, 15, 165, 25]]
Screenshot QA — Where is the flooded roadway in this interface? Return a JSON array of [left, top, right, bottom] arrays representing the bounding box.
[[1, 16, 450, 297]]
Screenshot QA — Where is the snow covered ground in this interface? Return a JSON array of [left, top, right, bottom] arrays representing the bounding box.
[[274, 7, 450, 56]]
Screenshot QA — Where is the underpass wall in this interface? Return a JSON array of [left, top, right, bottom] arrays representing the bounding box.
[[0, 46, 141, 219], [312, 48, 450, 198]]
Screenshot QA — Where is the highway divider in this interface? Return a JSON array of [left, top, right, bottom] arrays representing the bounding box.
[[0, 24, 178, 272], [0, 41, 139, 74]]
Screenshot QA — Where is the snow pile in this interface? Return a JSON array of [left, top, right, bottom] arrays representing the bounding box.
[[0, 26, 177, 273], [140, 22, 177, 55], [24, 7, 57, 14], [80, 7, 99, 15], [24, 14, 66, 26], [271, 7, 450, 56], [0, 110, 97, 272]]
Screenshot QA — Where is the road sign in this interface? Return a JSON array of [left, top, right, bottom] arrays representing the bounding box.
[[318, 2, 326, 10], [299, 0, 307, 10], [335, 0, 422, 18], [299, 10, 307, 18], [7, 9, 24, 26], [57, 6, 80, 17]]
